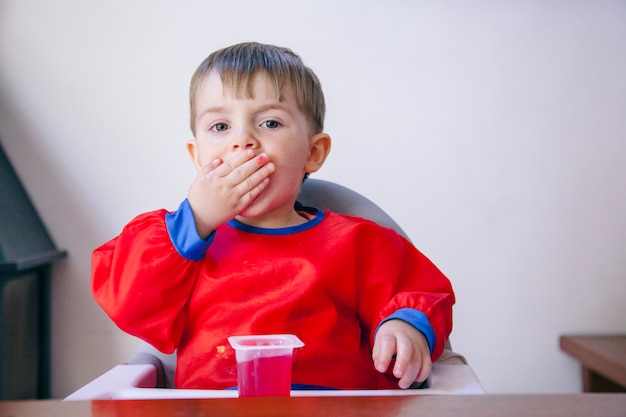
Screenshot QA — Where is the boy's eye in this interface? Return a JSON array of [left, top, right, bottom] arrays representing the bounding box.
[[211, 122, 229, 132], [262, 120, 281, 129]]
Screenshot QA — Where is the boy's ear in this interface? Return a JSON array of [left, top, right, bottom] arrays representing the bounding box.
[[305, 133, 332, 174], [186, 139, 203, 170]]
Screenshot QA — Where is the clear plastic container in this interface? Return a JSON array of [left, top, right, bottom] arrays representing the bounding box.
[[228, 334, 304, 397]]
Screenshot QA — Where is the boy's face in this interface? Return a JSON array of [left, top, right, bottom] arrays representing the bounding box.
[[188, 70, 329, 224]]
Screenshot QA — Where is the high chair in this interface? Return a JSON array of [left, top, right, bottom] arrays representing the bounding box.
[[66, 179, 483, 400]]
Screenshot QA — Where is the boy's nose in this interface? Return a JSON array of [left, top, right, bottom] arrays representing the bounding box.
[[231, 126, 259, 150]]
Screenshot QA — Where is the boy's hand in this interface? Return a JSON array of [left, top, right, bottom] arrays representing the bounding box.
[[372, 319, 432, 389], [187, 149, 275, 238]]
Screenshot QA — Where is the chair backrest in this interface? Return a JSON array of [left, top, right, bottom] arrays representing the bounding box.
[[130, 178, 418, 388], [298, 179, 411, 241]]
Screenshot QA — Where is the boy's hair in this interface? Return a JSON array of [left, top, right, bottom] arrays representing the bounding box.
[[189, 42, 325, 136]]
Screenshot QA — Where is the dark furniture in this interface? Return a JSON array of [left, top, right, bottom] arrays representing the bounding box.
[[560, 334, 626, 393], [0, 143, 66, 399]]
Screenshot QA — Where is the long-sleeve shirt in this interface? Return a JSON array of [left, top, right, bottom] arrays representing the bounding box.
[[92, 201, 455, 390]]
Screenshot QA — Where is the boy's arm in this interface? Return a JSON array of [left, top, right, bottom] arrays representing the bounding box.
[[356, 224, 454, 385], [92, 208, 206, 353], [92, 149, 272, 352]]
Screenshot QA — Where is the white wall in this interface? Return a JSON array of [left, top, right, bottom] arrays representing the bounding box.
[[1, 0, 624, 398]]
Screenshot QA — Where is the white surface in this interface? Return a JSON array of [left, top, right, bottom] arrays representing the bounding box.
[[64, 364, 158, 401], [64, 363, 484, 401]]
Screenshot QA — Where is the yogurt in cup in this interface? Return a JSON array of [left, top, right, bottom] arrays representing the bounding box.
[[228, 334, 304, 397]]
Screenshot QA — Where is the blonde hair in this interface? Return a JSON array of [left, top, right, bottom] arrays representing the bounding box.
[[189, 42, 325, 136]]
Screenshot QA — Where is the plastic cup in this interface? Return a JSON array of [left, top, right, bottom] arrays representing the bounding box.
[[228, 334, 304, 397]]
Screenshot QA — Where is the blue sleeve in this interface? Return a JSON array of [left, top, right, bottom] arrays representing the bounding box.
[[376, 308, 436, 354], [165, 199, 215, 261]]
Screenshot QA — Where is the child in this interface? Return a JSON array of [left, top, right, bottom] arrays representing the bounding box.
[[92, 42, 455, 390]]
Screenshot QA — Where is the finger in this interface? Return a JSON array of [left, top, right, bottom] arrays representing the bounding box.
[[414, 355, 432, 384], [398, 361, 420, 389], [240, 177, 271, 208], [198, 159, 223, 180], [392, 336, 414, 382], [237, 163, 275, 205], [224, 153, 273, 189], [218, 149, 257, 176], [239, 153, 273, 185], [398, 351, 431, 389], [372, 333, 397, 373]]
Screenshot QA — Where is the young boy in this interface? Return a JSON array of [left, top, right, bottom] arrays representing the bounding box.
[[92, 42, 455, 390]]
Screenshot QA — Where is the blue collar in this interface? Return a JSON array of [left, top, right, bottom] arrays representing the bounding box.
[[227, 205, 324, 235]]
